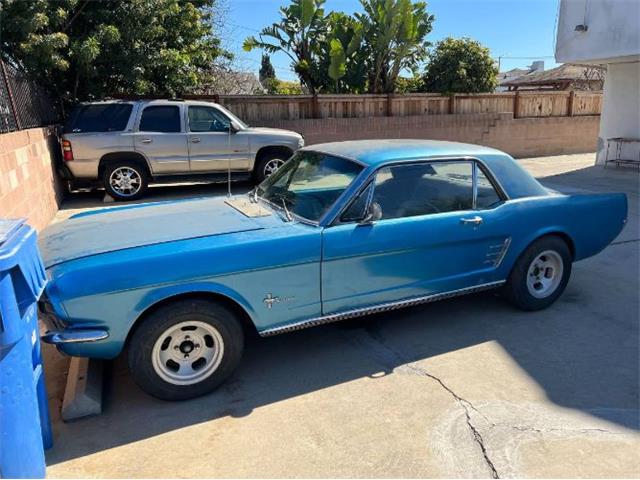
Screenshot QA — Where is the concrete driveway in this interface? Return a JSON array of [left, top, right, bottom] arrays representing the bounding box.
[[44, 154, 639, 478]]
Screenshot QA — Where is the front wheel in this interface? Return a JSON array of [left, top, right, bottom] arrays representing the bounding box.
[[254, 152, 289, 183], [128, 300, 244, 400], [503, 236, 572, 311]]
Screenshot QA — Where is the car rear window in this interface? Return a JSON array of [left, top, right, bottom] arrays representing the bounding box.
[[64, 104, 133, 133]]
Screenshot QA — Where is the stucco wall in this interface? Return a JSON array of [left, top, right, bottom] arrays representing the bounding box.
[[0, 127, 65, 231], [261, 113, 600, 159], [556, 0, 640, 63], [596, 61, 640, 164]]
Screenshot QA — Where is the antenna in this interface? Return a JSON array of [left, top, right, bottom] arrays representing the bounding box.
[[227, 123, 232, 198]]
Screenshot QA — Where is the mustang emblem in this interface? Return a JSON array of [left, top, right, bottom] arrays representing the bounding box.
[[263, 293, 281, 309]]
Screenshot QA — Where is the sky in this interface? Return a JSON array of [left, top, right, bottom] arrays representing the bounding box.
[[223, 0, 561, 82]]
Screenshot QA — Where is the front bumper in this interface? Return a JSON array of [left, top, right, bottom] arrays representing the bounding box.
[[38, 294, 109, 345], [41, 329, 109, 345]]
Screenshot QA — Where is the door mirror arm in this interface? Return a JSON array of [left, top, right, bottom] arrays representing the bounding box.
[[358, 202, 382, 226]]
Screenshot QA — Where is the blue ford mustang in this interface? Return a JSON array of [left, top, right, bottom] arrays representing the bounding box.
[[40, 140, 627, 400]]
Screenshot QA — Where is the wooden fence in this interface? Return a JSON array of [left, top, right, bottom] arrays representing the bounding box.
[[213, 91, 602, 124]]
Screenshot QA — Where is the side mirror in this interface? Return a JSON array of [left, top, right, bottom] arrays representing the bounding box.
[[358, 202, 382, 225], [229, 121, 240, 133]]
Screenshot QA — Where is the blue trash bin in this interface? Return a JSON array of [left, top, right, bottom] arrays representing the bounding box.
[[0, 219, 52, 479]]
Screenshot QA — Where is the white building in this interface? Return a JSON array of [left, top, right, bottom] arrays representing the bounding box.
[[555, 0, 640, 166]]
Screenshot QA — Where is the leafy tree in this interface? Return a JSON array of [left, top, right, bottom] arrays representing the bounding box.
[[321, 12, 366, 93], [243, 0, 327, 94], [357, 0, 434, 93], [395, 75, 424, 93], [423, 37, 498, 94], [259, 54, 276, 84], [263, 78, 304, 95], [0, 0, 230, 109]]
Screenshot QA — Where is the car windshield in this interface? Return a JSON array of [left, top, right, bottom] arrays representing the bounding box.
[[256, 151, 363, 223]]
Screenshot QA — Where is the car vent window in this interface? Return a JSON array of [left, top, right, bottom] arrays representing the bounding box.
[[475, 165, 502, 209], [373, 161, 474, 220], [139, 106, 181, 133], [65, 104, 133, 133]]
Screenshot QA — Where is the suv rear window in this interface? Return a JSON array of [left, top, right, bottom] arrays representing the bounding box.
[[64, 104, 132, 133], [139, 106, 181, 133]]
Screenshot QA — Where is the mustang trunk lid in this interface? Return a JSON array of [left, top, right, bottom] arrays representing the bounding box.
[[40, 196, 269, 268]]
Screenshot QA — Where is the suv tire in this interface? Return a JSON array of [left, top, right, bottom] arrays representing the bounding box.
[[128, 299, 244, 401], [254, 151, 290, 184], [504, 236, 572, 311], [103, 161, 149, 201]]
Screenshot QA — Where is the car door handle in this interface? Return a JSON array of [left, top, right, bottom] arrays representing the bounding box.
[[140, 138, 152, 144], [191, 137, 201, 143], [460, 216, 483, 225]]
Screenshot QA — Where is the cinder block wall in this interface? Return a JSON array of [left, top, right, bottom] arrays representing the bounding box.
[[260, 113, 599, 158], [0, 127, 65, 231]]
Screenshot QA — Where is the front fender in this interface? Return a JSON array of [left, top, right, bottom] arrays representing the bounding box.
[[134, 281, 258, 325]]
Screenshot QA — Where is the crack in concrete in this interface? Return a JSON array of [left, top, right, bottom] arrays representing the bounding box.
[[496, 424, 624, 436], [353, 326, 501, 479]]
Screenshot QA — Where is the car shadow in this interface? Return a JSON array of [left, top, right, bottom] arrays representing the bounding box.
[[45, 273, 639, 465], [45, 162, 639, 465]]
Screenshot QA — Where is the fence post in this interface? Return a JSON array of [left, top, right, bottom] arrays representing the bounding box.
[[513, 91, 520, 119], [312, 93, 320, 119], [386, 93, 393, 117], [448, 94, 456, 114], [1, 61, 22, 130], [567, 90, 575, 117]]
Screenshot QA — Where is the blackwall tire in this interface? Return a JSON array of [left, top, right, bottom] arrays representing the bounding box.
[[128, 299, 244, 401], [504, 236, 572, 311], [102, 161, 148, 201], [254, 152, 289, 183]]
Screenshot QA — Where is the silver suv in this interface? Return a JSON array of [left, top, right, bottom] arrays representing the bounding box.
[[61, 99, 304, 200]]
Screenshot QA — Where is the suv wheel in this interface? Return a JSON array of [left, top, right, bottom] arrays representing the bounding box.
[[103, 161, 148, 201], [254, 152, 289, 183], [128, 299, 244, 401]]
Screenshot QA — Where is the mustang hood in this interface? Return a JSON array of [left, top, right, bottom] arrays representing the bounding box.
[[40, 196, 275, 268]]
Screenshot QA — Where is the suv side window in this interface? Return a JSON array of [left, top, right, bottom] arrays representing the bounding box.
[[372, 161, 474, 220], [188, 106, 230, 132], [139, 106, 181, 133]]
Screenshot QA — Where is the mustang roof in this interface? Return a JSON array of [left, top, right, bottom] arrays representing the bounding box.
[[305, 139, 506, 166], [304, 139, 549, 200]]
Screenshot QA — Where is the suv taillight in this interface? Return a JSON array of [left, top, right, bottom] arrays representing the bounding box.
[[62, 139, 74, 161]]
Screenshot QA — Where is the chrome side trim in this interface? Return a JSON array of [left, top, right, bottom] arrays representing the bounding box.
[[483, 237, 512, 267], [494, 237, 512, 267], [41, 329, 109, 345], [259, 280, 506, 337]]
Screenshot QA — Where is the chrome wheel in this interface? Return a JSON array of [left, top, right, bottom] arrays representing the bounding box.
[[109, 166, 142, 197], [151, 321, 224, 386], [526, 250, 564, 298], [263, 158, 285, 177]]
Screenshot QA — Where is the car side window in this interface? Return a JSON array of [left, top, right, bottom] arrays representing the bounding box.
[[372, 161, 474, 220], [475, 165, 502, 209], [139, 106, 181, 133], [188, 106, 230, 133]]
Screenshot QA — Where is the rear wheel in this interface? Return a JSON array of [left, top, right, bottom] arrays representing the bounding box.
[[128, 299, 244, 400], [504, 236, 572, 311], [103, 161, 148, 201]]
